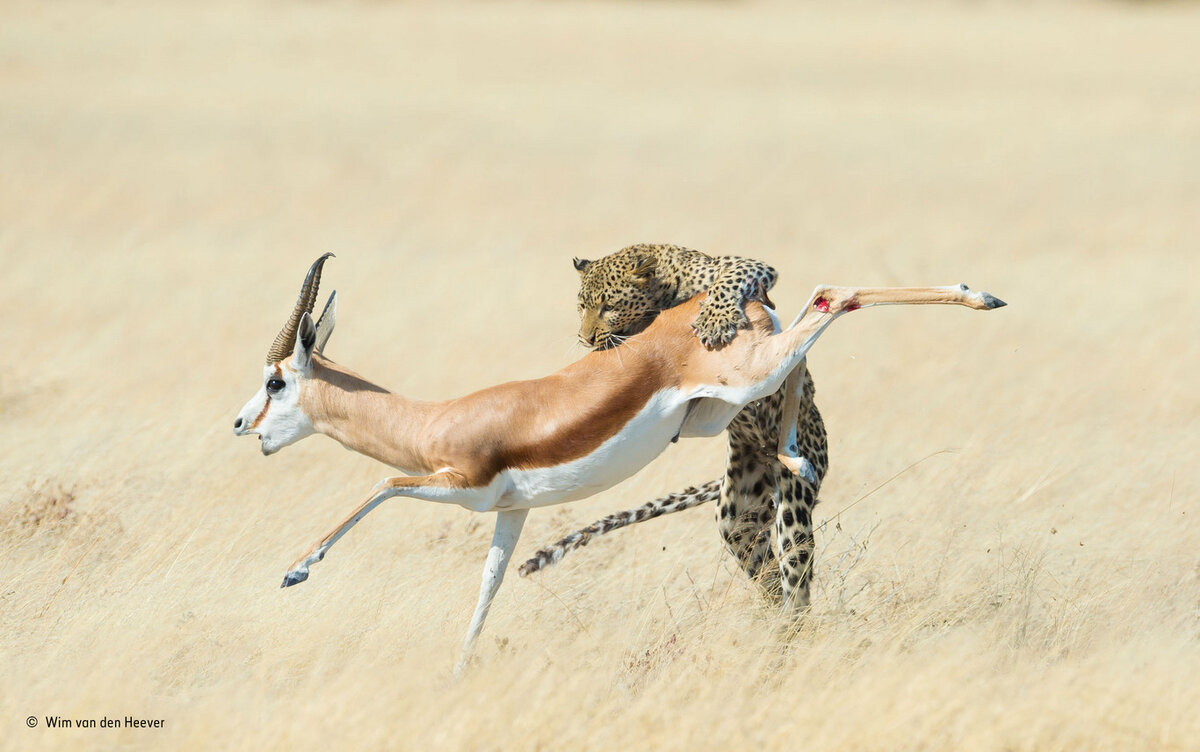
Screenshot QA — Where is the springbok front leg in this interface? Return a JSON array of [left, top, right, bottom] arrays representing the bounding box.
[[456, 508, 529, 676], [281, 471, 482, 588]]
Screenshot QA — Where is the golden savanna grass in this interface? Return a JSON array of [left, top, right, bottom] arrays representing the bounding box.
[[2, 1, 1198, 749]]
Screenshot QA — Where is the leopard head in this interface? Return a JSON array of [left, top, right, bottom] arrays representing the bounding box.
[[572, 253, 663, 349]]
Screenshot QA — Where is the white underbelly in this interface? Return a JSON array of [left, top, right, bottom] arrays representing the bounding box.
[[677, 398, 747, 438], [498, 388, 690, 509]]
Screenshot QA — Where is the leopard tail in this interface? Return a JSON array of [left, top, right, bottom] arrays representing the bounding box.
[[517, 480, 721, 576]]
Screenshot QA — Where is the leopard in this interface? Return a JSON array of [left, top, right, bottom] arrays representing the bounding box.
[[519, 243, 829, 610], [571, 243, 779, 350]]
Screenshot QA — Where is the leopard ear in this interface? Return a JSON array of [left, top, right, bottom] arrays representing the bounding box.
[[573, 257, 592, 273], [630, 255, 657, 284]]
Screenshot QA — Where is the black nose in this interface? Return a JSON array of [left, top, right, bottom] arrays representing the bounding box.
[[234, 417, 243, 430]]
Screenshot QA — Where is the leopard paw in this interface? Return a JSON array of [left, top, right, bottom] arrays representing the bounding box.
[[692, 308, 749, 349]]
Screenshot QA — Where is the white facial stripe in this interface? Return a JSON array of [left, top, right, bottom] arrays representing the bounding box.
[[247, 395, 272, 430], [234, 362, 315, 455]]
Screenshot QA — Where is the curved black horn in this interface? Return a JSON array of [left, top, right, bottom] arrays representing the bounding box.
[[266, 253, 335, 363]]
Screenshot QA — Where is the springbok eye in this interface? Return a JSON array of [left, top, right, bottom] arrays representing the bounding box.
[[266, 378, 285, 394]]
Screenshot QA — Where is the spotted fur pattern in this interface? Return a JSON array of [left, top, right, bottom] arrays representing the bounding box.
[[516, 482, 720, 576], [718, 368, 826, 606], [521, 244, 828, 610], [572, 243, 779, 349]]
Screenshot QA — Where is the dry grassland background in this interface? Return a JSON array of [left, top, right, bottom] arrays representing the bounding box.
[[2, 1, 1199, 750]]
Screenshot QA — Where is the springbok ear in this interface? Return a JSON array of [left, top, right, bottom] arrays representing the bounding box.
[[573, 257, 592, 273], [293, 312, 317, 371], [630, 255, 657, 285], [314, 291, 337, 355]]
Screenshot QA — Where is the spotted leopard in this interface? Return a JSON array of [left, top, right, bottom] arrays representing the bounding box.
[[571, 243, 778, 349], [519, 243, 828, 610]]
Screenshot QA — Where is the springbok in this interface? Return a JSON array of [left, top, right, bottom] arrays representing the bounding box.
[[233, 254, 1003, 668]]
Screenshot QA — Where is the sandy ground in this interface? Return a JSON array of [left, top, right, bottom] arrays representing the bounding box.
[[2, 1, 1199, 749]]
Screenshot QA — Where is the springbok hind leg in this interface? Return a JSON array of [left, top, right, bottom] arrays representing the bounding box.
[[744, 283, 1006, 398], [759, 284, 1002, 612], [775, 362, 818, 485]]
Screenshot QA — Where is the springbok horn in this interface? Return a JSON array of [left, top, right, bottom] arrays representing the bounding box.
[[266, 253, 335, 363]]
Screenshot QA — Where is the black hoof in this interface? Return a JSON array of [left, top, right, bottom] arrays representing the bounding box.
[[281, 570, 309, 588], [981, 292, 1006, 309]]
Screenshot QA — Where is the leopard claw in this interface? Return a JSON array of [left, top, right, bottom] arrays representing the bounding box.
[[692, 307, 751, 349], [692, 321, 739, 349]]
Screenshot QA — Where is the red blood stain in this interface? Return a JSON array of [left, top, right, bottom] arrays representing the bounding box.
[[815, 298, 830, 312]]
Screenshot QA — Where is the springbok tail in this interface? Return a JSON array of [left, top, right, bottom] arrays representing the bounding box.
[[518, 479, 722, 576]]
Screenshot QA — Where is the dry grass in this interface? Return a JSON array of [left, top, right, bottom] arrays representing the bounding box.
[[2, 1, 1199, 749]]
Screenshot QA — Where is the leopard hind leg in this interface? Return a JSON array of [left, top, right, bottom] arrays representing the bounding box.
[[774, 367, 828, 613], [717, 404, 784, 596]]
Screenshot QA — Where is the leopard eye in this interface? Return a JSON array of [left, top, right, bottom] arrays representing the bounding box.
[[266, 378, 285, 394]]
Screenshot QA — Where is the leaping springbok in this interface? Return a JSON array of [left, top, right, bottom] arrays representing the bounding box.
[[233, 254, 1004, 668]]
